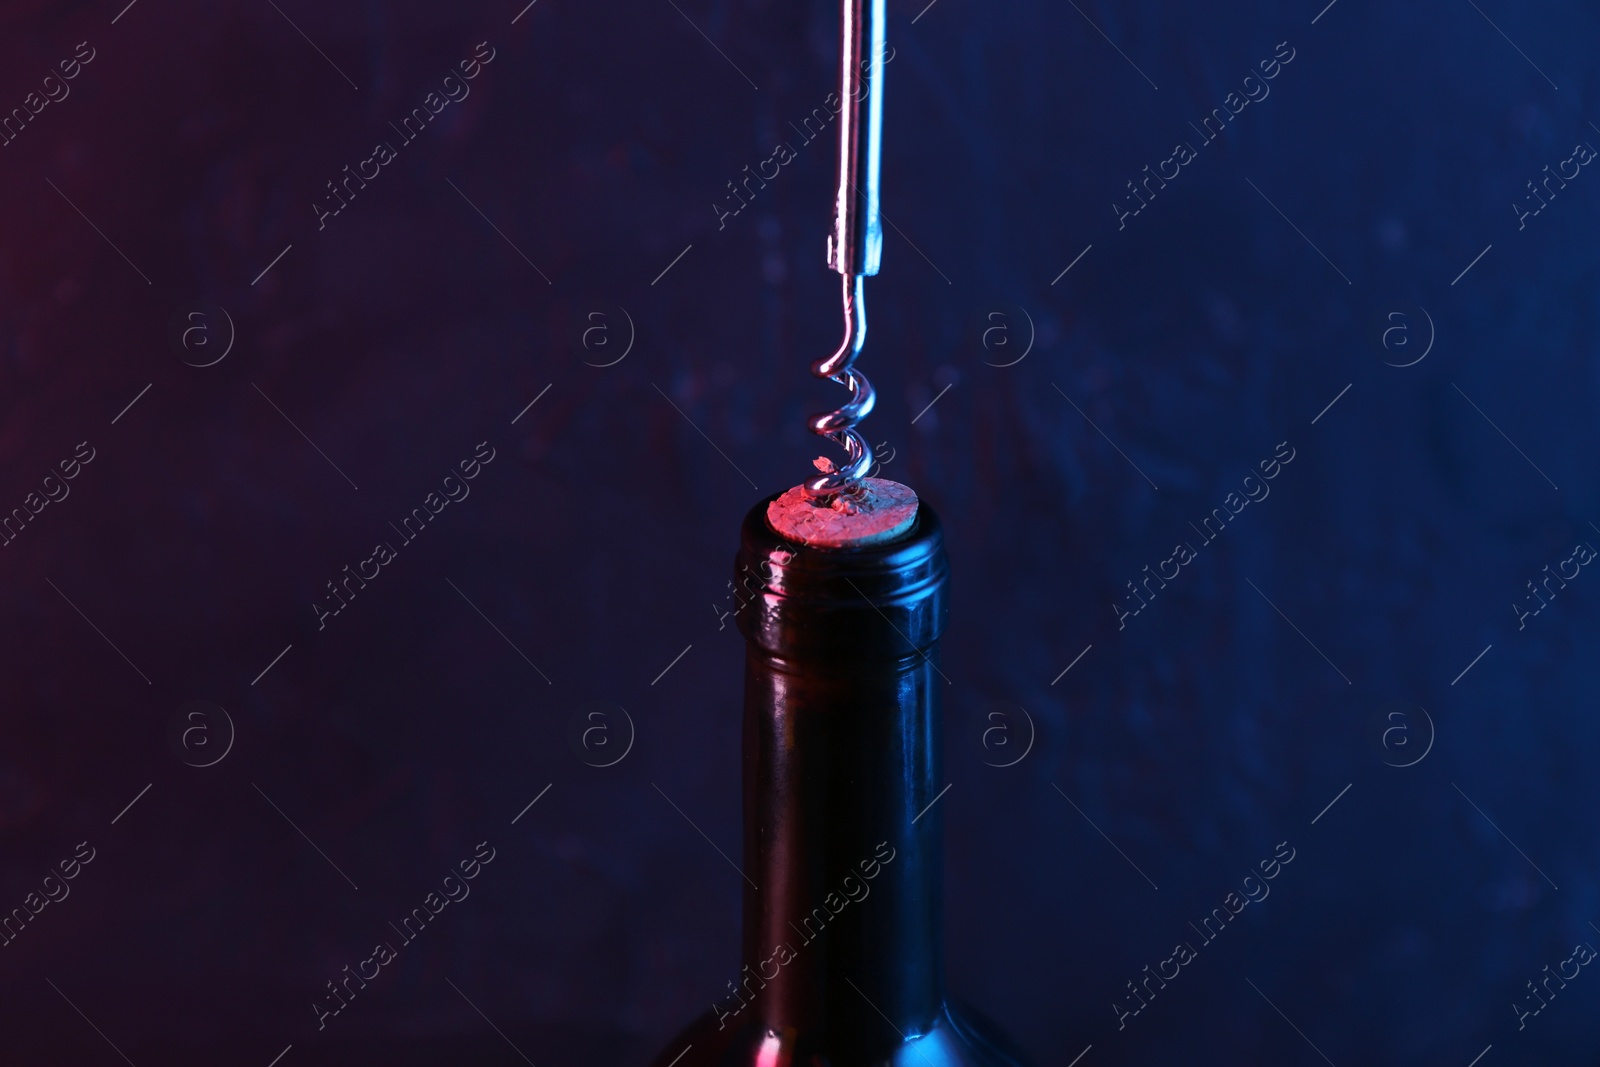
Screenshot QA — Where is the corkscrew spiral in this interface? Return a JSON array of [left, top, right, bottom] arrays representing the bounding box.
[[803, 275, 877, 496], [802, 0, 887, 500]]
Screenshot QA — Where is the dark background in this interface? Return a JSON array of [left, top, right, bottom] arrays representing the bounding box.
[[1, 0, 1597, 1063]]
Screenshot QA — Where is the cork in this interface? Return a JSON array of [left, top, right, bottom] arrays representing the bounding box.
[[766, 475, 920, 549]]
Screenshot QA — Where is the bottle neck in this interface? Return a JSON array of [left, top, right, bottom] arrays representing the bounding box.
[[732, 647, 945, 1040]]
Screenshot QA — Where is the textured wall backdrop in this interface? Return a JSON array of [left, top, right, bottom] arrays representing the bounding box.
[[1, 0, 1598, 1063]]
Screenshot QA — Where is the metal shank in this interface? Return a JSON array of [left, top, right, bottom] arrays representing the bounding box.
[[827, 0, 886, 277]]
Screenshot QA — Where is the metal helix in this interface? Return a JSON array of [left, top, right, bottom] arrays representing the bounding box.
[[801, 0, 887, 500], [803, 274, 877, 497]]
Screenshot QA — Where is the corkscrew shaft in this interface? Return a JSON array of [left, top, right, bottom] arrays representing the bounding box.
[[827, 0, 885, 277], [804, 0, 888, 499]]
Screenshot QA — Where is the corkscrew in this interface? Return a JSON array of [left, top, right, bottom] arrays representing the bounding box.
[[803, 0, 887, 500]]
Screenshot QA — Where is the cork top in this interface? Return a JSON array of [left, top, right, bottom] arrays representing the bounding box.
[[737, 489, 949, 660], [765, 477, 919, 548]]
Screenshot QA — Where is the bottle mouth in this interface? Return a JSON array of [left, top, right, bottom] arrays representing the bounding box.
[[734, 492, 949, 661]]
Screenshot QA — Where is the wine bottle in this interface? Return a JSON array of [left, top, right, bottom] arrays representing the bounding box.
[[648, 493, 1030, 1065]]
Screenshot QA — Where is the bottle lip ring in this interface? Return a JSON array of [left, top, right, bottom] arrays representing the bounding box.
[[735, 493, 949, 657]]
